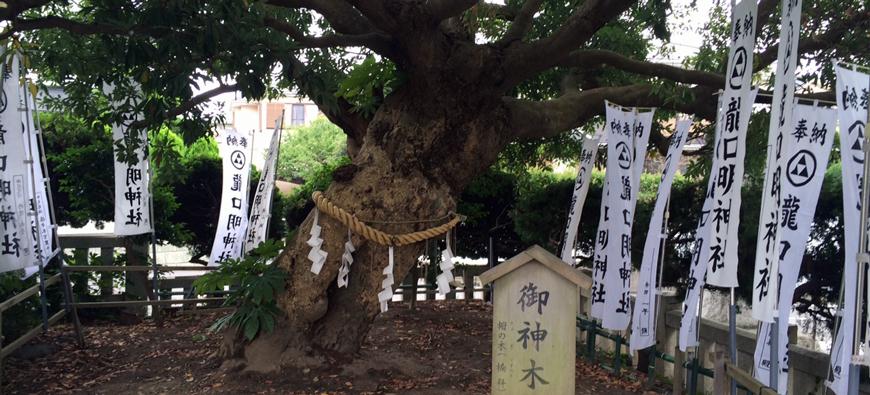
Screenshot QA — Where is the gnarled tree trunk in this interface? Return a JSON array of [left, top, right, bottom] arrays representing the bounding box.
[[224, 80, 512, 372]]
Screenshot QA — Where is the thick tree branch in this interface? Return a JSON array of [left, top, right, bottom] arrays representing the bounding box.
[[127, 83, 239, 130], [474, 1, 517, 21], [505, 83, 718, 141], [265, 0, 377, 35], [262, 16, 394, 57], [0, 16, 165, 41], [500, 0, 637, 90], [0, 0, 50, 21], [426, 0, 479, 21], [560, 49, 725, 87], [755, 0, 779, 34], [496, 0, 544, 45], [755, 9, 870, 72], [281, 55, 368, 157]]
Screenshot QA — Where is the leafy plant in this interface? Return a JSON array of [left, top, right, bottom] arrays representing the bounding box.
[[276, 116, 348, 182], [193, 240, 287, 341]]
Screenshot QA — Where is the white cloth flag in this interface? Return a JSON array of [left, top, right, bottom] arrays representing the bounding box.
[[753, 103, 835, 391], [560, 133, 602, 264], [591, 105, 629, 320], [680, 88, 758, 351], [828, 65, 869, 394], [630, 119, 690, 352], [0, 54, 35, 273], [751, 0, 802, 321], [23, 85, 53, 266], [209, 128, 252, 266], [602, 107, 653, 330], [244, 125, 281, 254], [592, 103, 653, 330], [112, 114, 151, 236], [705, 0, 758, 287]]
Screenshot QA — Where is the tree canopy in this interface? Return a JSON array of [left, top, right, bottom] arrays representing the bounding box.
[[5, 0, 870, 365]]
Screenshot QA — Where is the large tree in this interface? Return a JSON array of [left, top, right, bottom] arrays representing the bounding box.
[[3, 0, 869, 371]]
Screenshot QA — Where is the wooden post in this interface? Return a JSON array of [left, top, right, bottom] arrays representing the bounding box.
[[480, 246, 587, 394], [463, 269, 473, 300], [99, 247, 114, 296], [673, 346, 685, 395], [711, 346, 728, 395], [61, 268, 85, 347], [1, 309, 4, 390], [613, 334, 622, 373], [405, 264, 418, 310]]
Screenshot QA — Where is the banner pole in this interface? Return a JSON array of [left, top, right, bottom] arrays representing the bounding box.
[[261, 110, 284, 244], [20, 72, 49, 331], [145, 127, 161, 324], [727, 287, 737, 394], [29, 78, 83, 345], [849, 78, 870, 394]]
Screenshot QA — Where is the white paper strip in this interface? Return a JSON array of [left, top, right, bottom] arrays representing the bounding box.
[[208, 128, 252, 265], [753, 103, 834, 391], [828, 64, 870, 395], [436, 231, 456, 295], [244, 123, 282, 254], [704, 0, 758, 288], [680, 88, 759, 351], [337, 229, 354, 287], [0, 54, 35, 274], [307, 209, 327, 274], [379, 246, 395, 312], [751, 0, 802, 323], [560, 133, 602, 264], [630, 119, 690, 352]]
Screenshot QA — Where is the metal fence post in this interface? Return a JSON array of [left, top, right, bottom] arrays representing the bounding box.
[[689, 354, 699, 395], [647, 346, 657, 388], [586, 320, 596, 362], [673, 346, 685, 395]]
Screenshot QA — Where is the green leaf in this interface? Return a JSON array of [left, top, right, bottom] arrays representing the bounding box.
[[243, 314, 260, 341]]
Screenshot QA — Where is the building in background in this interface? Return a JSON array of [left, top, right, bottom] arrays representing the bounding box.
[[227, 95, 321, 170]]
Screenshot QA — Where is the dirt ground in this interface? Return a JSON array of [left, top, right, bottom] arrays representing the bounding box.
[[3, 301, 654, 394]]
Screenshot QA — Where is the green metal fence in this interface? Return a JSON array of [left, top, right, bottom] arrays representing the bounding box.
[[576, 315, 716, 394]]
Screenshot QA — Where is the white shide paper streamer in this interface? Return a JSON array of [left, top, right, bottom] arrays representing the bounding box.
[[337, 229, 355, 288], [436, 231, 456, 295], [378, 246, 395, 312], [307, 208, 328, 274]]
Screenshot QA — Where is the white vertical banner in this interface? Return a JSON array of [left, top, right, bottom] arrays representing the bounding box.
[[111, 91, 152, 236], [752, 0, 802, 322], [680, 88, 758, 351], [244, 123, 281, 254], [560, 133, 601, 264], [590, 105, 627, 320], [602, 107, 653, 330], [0, 54, 35, 273], [828, 64, 869, 394], [209, 128, 252, 266], [630, 119, 690, 352], [752, 104, 835, 391], [705, 0, 758, 287], [22, 84, 53, 265]]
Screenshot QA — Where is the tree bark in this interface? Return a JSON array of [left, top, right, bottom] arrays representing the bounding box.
[[225, 82, 511, 372]]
